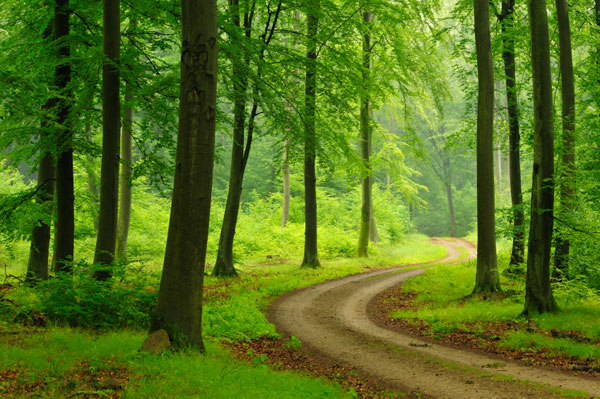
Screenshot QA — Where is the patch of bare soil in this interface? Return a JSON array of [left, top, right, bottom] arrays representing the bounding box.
[[370, 285, 600, 376], [228, 338, 420, 398]]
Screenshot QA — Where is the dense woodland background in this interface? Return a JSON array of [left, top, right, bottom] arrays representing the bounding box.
[[0, 0, 599, 352]]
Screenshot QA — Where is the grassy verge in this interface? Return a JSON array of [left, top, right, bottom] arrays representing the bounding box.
[[389, 255, 600, 369], [0, 234, 445, 398]]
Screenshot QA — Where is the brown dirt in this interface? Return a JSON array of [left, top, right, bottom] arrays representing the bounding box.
[[267, 238, 600, 399], [370, 285, 600, 376]]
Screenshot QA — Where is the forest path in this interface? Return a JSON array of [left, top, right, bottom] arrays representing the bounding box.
[[269, 238, 600, 399]]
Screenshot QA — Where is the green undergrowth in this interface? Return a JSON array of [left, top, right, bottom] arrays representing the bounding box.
[[0, 326, 352, 399], [391, 250, 600, 363], [203, 234, 446, 341], [0, 234, 444, 398]]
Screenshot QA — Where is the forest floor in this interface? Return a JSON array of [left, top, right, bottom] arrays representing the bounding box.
[[252, 238, 600, 399]]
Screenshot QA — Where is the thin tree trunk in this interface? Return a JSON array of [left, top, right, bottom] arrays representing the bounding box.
[[212, 0, 248, 278], [302, 0, 320, 268], [26, 98, 55, 283], [85, 123, 99, 231], [282, 136, 290, 228], [523, 0, 558, 315], [499, 0, 525, 268], [116, 79, 134, 259], [54, 0, 74, 274], [94, 0, 121, 279], [368, 109, 378, 243], [357, 9, 372, 257], [153, 0, 217, 350], [473, 0, 501, 294], [553, 0, 576, 279], [213, 1, 281, 277], [443, 157, 457, 237]]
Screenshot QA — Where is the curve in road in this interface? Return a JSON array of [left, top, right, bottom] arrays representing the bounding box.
[[269, 238, 600, 399]]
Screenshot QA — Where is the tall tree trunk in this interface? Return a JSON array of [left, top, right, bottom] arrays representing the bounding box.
[[523, 0, 558, 315], [553, 0, 576, 279], [212, 0, 248, 278], [26, 99, 55, 283], [213, 1, 281, 277], [444, 157, 457, 237], [500, 0, 525, 267], [153, 0, 218, 350], [302, 0, 320, 268], [357, 9, 372, 257], [94, 0, 121, 279], [473, 0, 501, 293], [282, 136, 290, 228], [84, 123, 100, 231], [54, 0, 74, 274], [116, 79, 134, 259]]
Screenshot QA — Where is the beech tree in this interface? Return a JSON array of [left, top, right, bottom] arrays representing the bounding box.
[[357, 7, 373, 257], [523, 0, 557, 314], [553, 0, 576, 279], [499, 0, 525, 268], [93, 0, 121, 279], [302, 0, 320, 268], [473, 0, 501, 293], [54, 0, 74, 274], [153, 0, 218, 349]]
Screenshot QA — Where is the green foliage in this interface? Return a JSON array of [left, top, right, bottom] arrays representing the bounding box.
[[2, 262, 157, 330], [391, 250, 600, 359], [0, 329, 353, 399]]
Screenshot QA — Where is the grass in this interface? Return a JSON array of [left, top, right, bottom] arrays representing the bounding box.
[[0, 234, 445, 398], [390, 253, 600, 364], [0, 326, 352, 399]]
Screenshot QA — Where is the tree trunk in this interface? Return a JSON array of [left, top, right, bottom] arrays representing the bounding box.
[[54, 0, 74, 274], [444, 157, 457, 237], [153, 0, 218, 350], [213, 0, 282, 276], [282, 136, 290, 228], [84, 123, 100, 231], [523, 0, 558, 315], [94, 0, 121, 279], [116, 77, 134, 260], [212, 0, 247, 278], [500, 0, 525, 267], [553, 0, 576, 280], [473, 0, 501, 294], [302, 0, 320, 268], [357, 9, 372, 258], [26, 98, 55, 283]]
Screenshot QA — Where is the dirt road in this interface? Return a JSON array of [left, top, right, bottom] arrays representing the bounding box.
[[269, 238, 600, 399]]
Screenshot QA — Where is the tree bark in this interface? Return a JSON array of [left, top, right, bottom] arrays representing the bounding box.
[[26, 99, 55, 283], [84, 123, 100, 231], [212, 0, 248, 278], [553, 0, 576, 279], [500, 0, 525, 267], [357, 9, 372, 258], [54, 0, 74, 274], [282, 136, 291, 228], [116, 78, 134, 260], [302, 0, 320, 268], [473, 0, 501, 294], [153, 0, 218, 350], [94, 0, 121, 279], [523, 0, 558, 314], [444, 157, 457, 237]]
